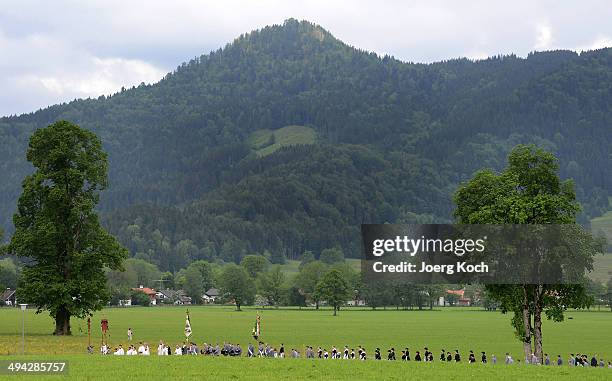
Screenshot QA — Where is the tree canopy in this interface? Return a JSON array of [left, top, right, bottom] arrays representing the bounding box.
[[7, 121, 127, 335], [295, 260, 328, 308], [314, 269, 351, 316], [319, 247, 344, 264], [453, 144, 603, 363], [241, 255, 269, 278], [256, 265, 286, 307], [218, 264, 255, 311]]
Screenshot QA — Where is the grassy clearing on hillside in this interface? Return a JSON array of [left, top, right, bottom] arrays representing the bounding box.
[[247, 126, 316, 157], [592, 211, 612, 244], [591, 197, 612, 239], [590, 254, 612, 285], [246, 129, 275, 150], [589, 208, 612, 284]]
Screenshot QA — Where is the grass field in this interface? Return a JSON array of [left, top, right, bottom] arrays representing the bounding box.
[[0, 307, 610, 379], [1, 355, 610, 380], [1, 209, 610, 379], [247, 125, 316, 157]]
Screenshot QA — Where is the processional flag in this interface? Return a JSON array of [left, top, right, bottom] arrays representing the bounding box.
[[252, 314, 261, 340], [185, 310, 192, 338]]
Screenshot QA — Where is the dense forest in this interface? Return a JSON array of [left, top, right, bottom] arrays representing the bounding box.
[[0, 19, 610, 270]]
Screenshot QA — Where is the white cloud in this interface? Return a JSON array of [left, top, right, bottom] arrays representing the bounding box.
[[25, 57, 165, 97], [1, 1, 612, 116], [0, 27, 165, 115], [463, 50, 491, 61], [534, 24, 554, 50], [576, 36, 612, 52]]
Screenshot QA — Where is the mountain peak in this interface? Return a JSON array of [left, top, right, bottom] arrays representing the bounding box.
[[227, 18, 345, 58], [257, 18, 334, 42]]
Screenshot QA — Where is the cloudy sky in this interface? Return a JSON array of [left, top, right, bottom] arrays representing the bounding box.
[[1, 0, 611, 117]]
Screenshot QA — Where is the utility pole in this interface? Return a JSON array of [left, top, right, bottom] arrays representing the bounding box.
[[19, 304, 28, 354]]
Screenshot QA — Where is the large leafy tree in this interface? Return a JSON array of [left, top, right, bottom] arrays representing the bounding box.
[[176, 260, 214, 303], [256, 265, 285, 307], [240, 255, 269, 278], [298, 251, 315, 270], [314, 269, 351, 316], [218, 264, 255, 311], [8, 120, 127, 335], [294, 260, 328, 309], [453, 144, 602, 363], [319, 247, 344, 265]]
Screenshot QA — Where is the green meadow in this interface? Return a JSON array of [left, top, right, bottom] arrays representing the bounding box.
[[247, 125, 316, 156], [590, 205, 612, 284], [590, 253, 612, 285], [591, 202, 612, 243], [0, 206, 610, 380], [1, 355, 610, 381], [0, 307, 610, 379]]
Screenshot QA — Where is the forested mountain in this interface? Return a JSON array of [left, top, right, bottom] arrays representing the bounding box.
[[1, 19, 611, 270]]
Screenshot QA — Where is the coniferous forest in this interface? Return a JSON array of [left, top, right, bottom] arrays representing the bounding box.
[[1, 19, 611, 271]]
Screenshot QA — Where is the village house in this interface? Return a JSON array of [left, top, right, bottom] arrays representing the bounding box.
[[202, 288, 220, 304], [441, 289, 471, 306], [131, 286, 157, 306], [156, 289, 192, 305], [0, 288, 16, 307]]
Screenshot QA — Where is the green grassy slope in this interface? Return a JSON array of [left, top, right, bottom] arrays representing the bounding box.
[[590, 254, 612, 285], [247, 126, 316, 157], [590, 198, 612, 284], [592, 211, 612, 245]]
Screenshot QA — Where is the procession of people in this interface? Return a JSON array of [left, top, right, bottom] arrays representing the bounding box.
[[91, 315, 611, 370], [97, 339, 612, 369]]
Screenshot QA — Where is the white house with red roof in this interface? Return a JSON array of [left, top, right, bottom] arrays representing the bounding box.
[[131, 286, 157, 306]]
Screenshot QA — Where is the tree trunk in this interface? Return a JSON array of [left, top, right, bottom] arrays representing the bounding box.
[[54, 306, 71, 335], [533, 286, 543, 364], [521, 287, 532, 363], [315, 301, 319, 310], [236, 302, 241, 311], [333, 306, 337, 316]]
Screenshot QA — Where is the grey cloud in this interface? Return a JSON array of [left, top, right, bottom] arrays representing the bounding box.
[[1, 0, 612, 116]]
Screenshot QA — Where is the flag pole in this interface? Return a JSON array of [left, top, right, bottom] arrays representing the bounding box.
[[184, 308, 192, 351]]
